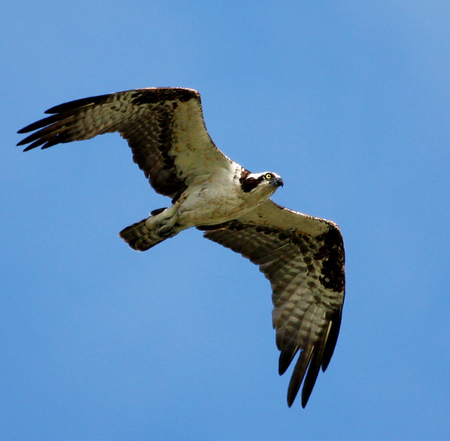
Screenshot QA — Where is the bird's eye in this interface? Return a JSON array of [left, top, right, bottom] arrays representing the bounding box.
[[265, 173, 273, 180]]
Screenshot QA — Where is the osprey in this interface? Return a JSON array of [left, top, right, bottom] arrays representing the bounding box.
[[17, 87, 345, 407]]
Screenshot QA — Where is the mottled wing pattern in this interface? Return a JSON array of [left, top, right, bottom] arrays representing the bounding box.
[[17, 88, 232, 201], [199, 200, 345, 407]]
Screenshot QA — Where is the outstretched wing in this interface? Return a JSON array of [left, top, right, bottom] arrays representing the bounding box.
[[199, 200, 345, 407], [17, 87, 233, 201]]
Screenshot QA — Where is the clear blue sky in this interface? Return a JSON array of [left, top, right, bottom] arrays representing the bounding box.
[[2, 1, 449, 440]]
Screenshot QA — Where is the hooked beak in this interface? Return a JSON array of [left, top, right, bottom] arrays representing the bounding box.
[[275, 177, 284, 187]]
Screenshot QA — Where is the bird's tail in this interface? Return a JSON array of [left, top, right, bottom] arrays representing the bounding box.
[[121, 207, 172, 251], [119, 218, 166, 251], [120, 207, 185, 251]]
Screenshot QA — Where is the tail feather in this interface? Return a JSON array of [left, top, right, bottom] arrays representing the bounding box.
[[119, 218, 165, 251]]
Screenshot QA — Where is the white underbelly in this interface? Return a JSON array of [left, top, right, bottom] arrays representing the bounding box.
[[176, 185, 256, 226]]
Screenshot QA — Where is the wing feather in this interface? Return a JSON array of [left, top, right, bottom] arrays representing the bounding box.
[[17, 87, 233, 201], [199, 200, 345, 407]]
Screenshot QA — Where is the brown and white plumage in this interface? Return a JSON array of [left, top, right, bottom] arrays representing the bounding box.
[[17, 87, 345, 407], [199, 201, 344, 407]]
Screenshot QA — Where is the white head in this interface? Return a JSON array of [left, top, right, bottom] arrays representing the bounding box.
[[240, 170, 284, 197]]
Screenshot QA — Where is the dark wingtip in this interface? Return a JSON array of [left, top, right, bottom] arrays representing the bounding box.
[[287, 389, 309, 408], [278, 349, 296, 376], [301, 395, 309, 408], [285, 347, 313, 407], [321, 310, 342, 371]]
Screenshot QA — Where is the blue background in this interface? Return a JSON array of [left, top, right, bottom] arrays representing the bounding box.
[[2, 2, 449, 440]]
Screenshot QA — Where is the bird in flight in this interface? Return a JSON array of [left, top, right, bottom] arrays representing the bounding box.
[[17, 87, 345, 407]]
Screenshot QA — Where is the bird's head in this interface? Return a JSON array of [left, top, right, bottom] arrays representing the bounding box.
[[240, 170, 284, 195]]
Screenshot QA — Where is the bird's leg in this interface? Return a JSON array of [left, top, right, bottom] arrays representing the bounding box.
[[155, 222, 177, 239], [146, 205, 179, 239]]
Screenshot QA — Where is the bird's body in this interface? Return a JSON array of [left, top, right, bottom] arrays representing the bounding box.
[[121, 167, 283, 250], [17, 87, 345, 407]]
